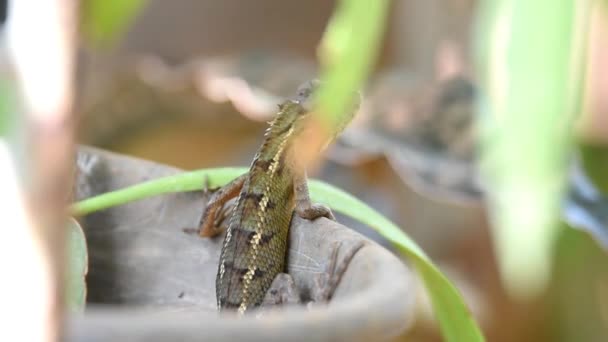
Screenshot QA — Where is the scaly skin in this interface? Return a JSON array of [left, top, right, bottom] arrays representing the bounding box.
[[198, 80, 358, 313]]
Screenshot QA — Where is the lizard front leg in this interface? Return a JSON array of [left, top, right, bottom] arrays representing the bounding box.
[[198, 173, 247, 237], [294, 171, 335, 221]]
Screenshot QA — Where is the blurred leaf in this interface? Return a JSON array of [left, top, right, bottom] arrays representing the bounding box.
[[549, 224, 608, 341], [66, 217, 88, 310], [580, 144, 608, 194], [475, 0, 586, 298], [82, 0, 147, 45], [316, 0, 389, 128], [564, 150, 608, 248], [0, 79, 18, 138], [71, 167, 485, 342]]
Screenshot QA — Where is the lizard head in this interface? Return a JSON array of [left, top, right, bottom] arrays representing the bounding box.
[[264, 80, 360, 167], [293, 79, 361, 140], [291, 80, 361, 150]]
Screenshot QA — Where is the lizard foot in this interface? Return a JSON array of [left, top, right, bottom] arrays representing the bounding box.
[[296, 203, 335, 221], [196, 200, 233, 237], [183, 180, 235, 237], [262, 273, 301, 307]]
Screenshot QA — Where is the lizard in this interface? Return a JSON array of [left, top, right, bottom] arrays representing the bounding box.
[[196, 80, 361, 314]]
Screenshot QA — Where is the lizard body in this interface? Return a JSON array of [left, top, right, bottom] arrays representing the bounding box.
[[198, 80, 359, 313]]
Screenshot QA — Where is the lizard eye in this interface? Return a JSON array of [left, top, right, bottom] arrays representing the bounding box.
[[292, 80, 321, 112], [295, 79, 320, 98]]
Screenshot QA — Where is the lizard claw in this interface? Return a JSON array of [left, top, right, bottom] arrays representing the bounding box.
[[296, 203, 335, 221]]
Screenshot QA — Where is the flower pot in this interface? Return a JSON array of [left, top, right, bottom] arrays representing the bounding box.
[[68, 147, 415, 341]]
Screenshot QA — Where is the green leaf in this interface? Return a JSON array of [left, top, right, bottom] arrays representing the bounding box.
[[66, 218, 88, 311], [71, 167, 484, 341], [549, 223, 608, 341], [316, 0, 389, 128], [309, 181, 484, 342], [82, 0, 147, 45], [579, 144, 608, 194], [474, 0, 586, 298], [0, 79, 18, 138]]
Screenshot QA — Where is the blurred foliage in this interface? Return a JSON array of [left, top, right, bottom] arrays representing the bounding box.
[[549, 223, 608, 341], [563, 154, 608, 249], [475, 0, 586, 298], [316, 0, 388, 130], [580, 143, 608, 194], [0, 80, 17, 138], [81, 0, 147, 46], [66, 218, 88, 311]]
